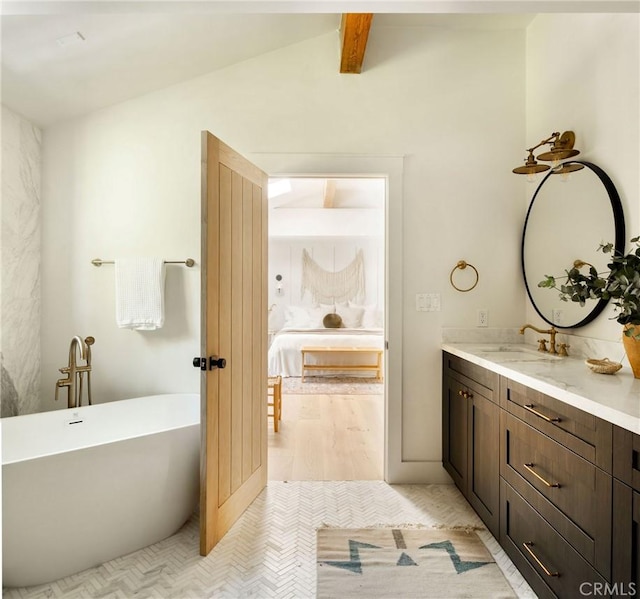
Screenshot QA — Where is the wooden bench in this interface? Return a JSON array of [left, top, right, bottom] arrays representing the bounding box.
[[300, 346, 383, 382]]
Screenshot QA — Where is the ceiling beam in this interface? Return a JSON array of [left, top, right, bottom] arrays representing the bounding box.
[[339, 13, 373, 74]]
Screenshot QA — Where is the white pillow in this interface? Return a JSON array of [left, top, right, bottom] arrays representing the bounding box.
[[283, 305, 311, 328], [337, 305, 365, 328], [268, 305, 283, 331], [306, 306, 326, 328], [364, 308, 383, 328], [282, 305, 327, 328], [349, 302, 383, 329]]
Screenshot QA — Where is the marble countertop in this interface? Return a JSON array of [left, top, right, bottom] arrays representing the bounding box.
[[442, 342, 640, 434]]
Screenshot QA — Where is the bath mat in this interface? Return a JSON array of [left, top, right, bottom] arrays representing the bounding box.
[[316, 527, 517, 598], [282, 376, 383, 395]]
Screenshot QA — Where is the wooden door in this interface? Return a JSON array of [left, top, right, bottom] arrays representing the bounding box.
[[199, 131, 268, 556]]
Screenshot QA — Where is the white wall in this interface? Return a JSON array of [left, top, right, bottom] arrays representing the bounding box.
[[269, 206, 384, 238], [1, 105, 41, 416], [523, 14, 640, 349], [39, 23, 526, 480], [40, 108, 202, 405], [268, 236, 384, 327]]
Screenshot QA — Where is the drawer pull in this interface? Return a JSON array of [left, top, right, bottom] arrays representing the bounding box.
[[523, 403, 561, 423], [457, 390, 473, 399], [522, 542, 560, 577], [523, 463, 561, 488]]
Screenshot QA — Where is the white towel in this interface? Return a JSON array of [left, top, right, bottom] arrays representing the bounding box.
[[115, 258, 166, 330]]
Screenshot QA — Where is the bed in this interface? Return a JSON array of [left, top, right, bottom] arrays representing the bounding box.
[[267, 304, 384, 378]]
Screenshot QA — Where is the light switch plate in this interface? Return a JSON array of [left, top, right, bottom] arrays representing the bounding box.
[[416, 293, 441, 312]]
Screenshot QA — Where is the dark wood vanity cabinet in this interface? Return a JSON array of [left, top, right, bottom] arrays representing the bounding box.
[[612, 426, 640, 592], [442, 352, 624, 599], [500, 378, 613, 598], [442, 352, 500, 537]]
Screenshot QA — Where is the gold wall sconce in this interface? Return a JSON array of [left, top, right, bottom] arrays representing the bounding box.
[[512, 131, 584, 178]]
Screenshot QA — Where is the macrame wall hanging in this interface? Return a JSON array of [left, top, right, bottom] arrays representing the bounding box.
[[301, 248, 365, 304]]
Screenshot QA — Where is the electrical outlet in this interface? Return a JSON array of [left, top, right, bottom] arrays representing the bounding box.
[[552, 309, 563, 325], [477, 309, 488, 327]]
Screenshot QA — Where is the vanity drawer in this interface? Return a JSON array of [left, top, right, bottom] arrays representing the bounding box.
[[501, 411, 612, 578], [443, 352, 498, 403], [501, 377, 612, 472], [500, 479, 608, 599], [613, 425, 640, 492]]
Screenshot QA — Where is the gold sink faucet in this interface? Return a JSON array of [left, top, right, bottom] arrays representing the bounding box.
[[519, 324, 559, 355], [55, 336, 95, 408]]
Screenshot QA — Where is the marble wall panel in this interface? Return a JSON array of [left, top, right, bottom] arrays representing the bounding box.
[[1, 106, 42, 416]]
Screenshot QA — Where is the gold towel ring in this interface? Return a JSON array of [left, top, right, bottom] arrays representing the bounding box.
[[450, 260, 479, 292]]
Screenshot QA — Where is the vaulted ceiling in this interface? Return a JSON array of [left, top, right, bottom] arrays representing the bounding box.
[[1, 13, 341, 126], [6, 3, 622, 128]]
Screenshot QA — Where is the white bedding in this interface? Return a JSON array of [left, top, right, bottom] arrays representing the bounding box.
[[267, 327, 384, 378]]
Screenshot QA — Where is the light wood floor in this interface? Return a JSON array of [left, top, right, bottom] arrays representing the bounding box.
[[268, 391, 384, 481]]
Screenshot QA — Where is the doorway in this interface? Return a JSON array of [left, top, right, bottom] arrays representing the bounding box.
[[266, 176, 386, 481]]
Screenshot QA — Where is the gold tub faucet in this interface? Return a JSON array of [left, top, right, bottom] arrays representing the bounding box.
[[55, 336, 95, 408], [519, 324, 559, 355]]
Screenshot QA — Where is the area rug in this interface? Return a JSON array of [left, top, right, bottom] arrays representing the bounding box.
[[317, 527, 517, 598], [282, 376, 383, 395]]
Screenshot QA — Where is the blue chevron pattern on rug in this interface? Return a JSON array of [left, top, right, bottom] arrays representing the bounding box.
[[320, 540, 381, 574], [317, 527, 518, 598], [321, 530, 491, 575], [420, 540, 491, 574]]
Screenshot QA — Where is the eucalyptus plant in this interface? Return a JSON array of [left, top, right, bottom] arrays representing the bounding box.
[[538, 236, 640, 337]]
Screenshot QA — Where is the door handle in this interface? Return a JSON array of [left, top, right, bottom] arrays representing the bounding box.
[[209, 356, 226, 369], [192, 356, 227, 371]]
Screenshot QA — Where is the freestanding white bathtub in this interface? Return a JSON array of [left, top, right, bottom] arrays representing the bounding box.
[[2, 393, 200, 588]]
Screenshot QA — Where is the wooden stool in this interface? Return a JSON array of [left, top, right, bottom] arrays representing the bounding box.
[[267, 375, 282, 432]]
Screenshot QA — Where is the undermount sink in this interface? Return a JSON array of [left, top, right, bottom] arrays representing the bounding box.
[[476, 347, 563, 362]]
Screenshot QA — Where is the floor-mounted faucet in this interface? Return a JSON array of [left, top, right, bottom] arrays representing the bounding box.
[[55, 336, 95, 408]]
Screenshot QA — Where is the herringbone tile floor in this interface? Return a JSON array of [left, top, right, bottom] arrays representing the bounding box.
[[3, 481, 536, 599], [4, 481, 535, 599]]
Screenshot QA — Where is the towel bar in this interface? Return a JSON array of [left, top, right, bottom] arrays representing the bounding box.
[[92, 258, 195, 267]]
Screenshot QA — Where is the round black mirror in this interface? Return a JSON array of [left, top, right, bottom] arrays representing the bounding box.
[[521, 161, 625, 329]]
